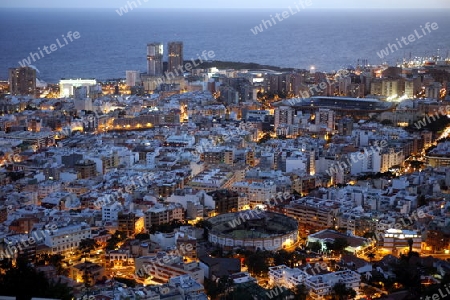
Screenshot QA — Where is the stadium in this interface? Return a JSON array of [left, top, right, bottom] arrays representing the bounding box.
[[207, 210, 299, 251]]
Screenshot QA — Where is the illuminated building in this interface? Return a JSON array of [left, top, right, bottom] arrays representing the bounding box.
[[59, 78, 97, 98], [74, 159, 97, 179], [147, 43, 163, 76], [8, 67, 36, 96], [168, 41, 184, 74], [126, 70, 141, 87], [382, 228, 422, 254]]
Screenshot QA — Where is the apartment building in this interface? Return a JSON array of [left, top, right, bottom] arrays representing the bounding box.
[[102, 202, 123, 222], [305, 270, 360, 298], [144, 203, 184, 230], [285, 197, 340, 230], [43, 222, 91, 255], [231, 180, 277, 206], [135, 256, 204, 284], [118, 211, 145, 236], [268, 265, 309, 289]]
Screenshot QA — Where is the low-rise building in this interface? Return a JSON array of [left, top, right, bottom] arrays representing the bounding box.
[[382, 228, 422, 254]]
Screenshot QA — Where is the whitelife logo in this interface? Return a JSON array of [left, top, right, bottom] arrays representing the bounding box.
[[116, 0, 149, 16], [153, 50, 215, 86], [250, 0, 312, 35], [414, 106, 450, 130], [326, 140, 388, 177], [376, 22, 438, 59], [18, 31, 81, 67]]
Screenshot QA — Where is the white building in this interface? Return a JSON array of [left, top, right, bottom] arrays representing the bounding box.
[[383, 228, 422, 254], [59, 79, 98, 98], [38, 181, 62, 199], [126, 70, 140, 87], [231, 181, 277, 206], [166, 189, 214, 210], [274, 106, 295, 131], [269, 265, 360, 299], [380, 148, 405, 173], [102, 202, 123, 222], [268, 265, 309, 289], [43, 222, 91, 255], [350, 148, 382, 175], [286, 153, 308, 173], [315, 108, 335, 132], [305, 270, 360, 298]]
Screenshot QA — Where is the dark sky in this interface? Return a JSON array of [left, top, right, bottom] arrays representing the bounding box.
[[2, 0, 450, 9]]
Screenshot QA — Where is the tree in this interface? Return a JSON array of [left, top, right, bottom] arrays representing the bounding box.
[[245, 251, 270, 277], [390, 256, 421, 297], [78, 238, 99, 254], [330, 238, 350, 255], [366, 252, 375, 263], [307, 241, 322, 253], [36, 254, 66, 275], [361, 285, 378, 297], [294, 284, 308, 300], [106, 230, 127, 251], [407, 238, 413, 255], [0, 257, 73, 300], [331, 282, 356, 300]]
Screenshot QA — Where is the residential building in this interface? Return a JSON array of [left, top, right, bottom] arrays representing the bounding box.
[[118, 211, 145, 236], [43, 222, 91, 255], [8, 67, 36, 96], [144, 203, 184, 230]]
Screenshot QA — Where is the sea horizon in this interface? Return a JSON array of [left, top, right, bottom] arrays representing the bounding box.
[[1, 7, 449, 82]]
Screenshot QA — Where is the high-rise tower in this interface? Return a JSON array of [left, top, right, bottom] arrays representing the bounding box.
[[147, 43, 163, 76], [8, 66, 36, 96], [167, 41, 183, 74]]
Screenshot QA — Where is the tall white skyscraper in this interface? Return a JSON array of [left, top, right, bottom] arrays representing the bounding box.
[[147, 43, 163, 76]]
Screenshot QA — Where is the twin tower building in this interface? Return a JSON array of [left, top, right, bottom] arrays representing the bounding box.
[[146, 41, 183, 76]]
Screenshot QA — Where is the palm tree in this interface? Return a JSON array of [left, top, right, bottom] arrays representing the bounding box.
[[407, 238, 413, 255], [366, 252, 375, 263]]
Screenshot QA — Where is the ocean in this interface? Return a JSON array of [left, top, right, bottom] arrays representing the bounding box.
[[0, 8, 449, 83]]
